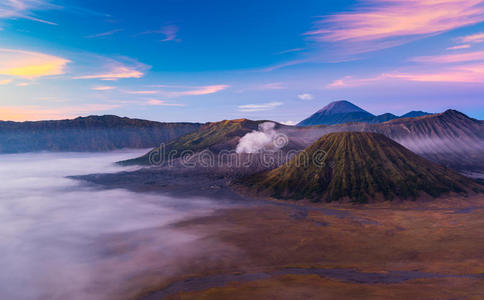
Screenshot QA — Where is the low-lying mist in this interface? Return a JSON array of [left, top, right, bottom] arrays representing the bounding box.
[[0, 150, 235, 300]]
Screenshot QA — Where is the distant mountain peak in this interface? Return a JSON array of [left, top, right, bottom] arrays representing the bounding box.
[[316, 100, 369, 114], [298, 100, 374, 126]]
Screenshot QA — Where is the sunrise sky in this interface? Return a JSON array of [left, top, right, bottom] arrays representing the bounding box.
[[1, 0, 484, 123]]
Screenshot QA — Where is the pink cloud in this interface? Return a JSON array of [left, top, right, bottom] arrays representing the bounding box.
[[327, 75, 389, 88], [306, 0, 484, 53], [125, 90, 158, 94], [458, 32, 484, 43], [161, 84, 229, 97], [73, 62, 145, 80], [0, 0, 58, 25], [92, 86, 116, 91], [328, 63, 484, 88], [258, 82, 286, 90], [447, 44, 471, 50], [146, 99, 185, 106], [411, 51, 484, 63]]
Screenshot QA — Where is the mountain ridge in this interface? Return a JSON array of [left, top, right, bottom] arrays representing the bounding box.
[[298, 100, 432, 126], [0, 115, 201, 153]]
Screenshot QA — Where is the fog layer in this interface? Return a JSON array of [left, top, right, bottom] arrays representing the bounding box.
[[0, 150, 232, 300]]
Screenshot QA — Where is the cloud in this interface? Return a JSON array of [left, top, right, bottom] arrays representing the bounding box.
[[125, 90, 157, 94], [458, 32, 484, 44], [17, 82, 30, 86], [238, 101, 283, 112], [0, 48, 70, 79], [297, 93, 313, 100], [117, 84, 228, 97], [330, 48, 484, 87], [0, 78, 12, 85], [411, 51, 484, 63], [259, 82, 286, 90], [0, 0, 59, 25], [328, 63, 484, 87], [73, 60, 147, 80], [447, 44, 471, 50], [92, 86, 116, 91], [281, 120, 296, 126], [237, 82, 286, 93], [277, 48, 305, 55], [160, 25, 179, 42], [0, 104, 119, 121], [85, 29, 123, 39], [327, 75, 388, 88], [390, 64, 484, 83], [146, 99, 185, 106], [141, 25, 179, 42], [161, 84, 229, 97], [262, 59, 308, 72], [305, 0, 484, 53]]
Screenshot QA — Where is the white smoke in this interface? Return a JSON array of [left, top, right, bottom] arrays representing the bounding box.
[[236, 122, 288, 153]]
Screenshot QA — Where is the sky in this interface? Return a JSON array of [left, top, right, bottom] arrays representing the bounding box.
[[1, 0, 484, 124]]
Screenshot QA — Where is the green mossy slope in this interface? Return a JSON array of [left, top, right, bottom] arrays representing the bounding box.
[[246, 132, 479, 203]]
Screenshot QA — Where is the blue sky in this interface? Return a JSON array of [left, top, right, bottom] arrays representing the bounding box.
[[1, 0, 484, 123]]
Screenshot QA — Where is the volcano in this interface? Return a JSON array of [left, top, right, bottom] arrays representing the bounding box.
[[297, 100, 375, 126], [245, 132, 480, 203]]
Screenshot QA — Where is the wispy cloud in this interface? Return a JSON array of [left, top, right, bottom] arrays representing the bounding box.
[[447, 44, 471, 50], [390, 64, 484, 83], [141, 25, 180, 42], [259, 82, 286, 90], [0, 78, 12, 85], [125, 90, 158, 95], [238, 101, 283, 112], [328, 62, 484, 87], [0, 48, 70, 79], [458, 32, 484, 44], [327, 75, 388, 88], [411, 51, 484, 63], [73, 59, 147, 80], [276, 48, 305, 55], [85, 29, 123, 39], [0, 104, 119, 121], [262, 59, 308, 72], [161, 84, 229, 97], [297, 93, 313, 100], [237, 82, 286, 93], [91, 86, 116, 91], [306, 0, 484, 54], [330, 48, 484, 87], [146, 99, 185, 106], [0, 0, 59, 25]]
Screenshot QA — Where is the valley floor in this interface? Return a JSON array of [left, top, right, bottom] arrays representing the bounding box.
[[75, 169, 484, 300]]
